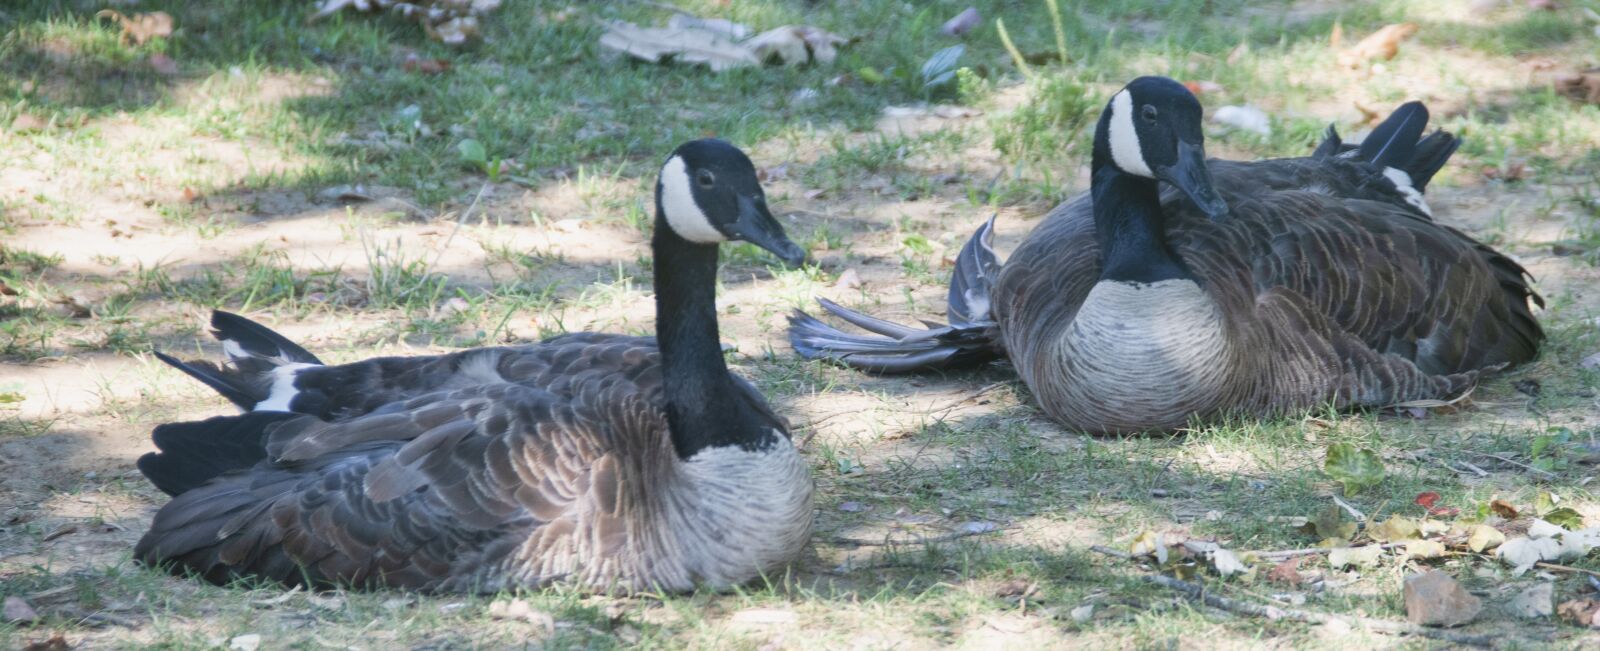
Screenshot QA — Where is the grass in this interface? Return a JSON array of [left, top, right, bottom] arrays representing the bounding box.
[[5, 0, 1600, 648]]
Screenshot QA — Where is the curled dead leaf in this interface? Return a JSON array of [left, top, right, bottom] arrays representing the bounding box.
[[1267, 556, 1304, 585], [1558, 598, 1600, 628], [1337, 23, 1419, 69]]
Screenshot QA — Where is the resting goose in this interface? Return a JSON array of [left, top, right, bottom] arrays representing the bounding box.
[[136, 139, 815, 593], [790, 76, 1542, 433]]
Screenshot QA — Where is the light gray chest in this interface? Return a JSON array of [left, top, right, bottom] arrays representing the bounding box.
[[1032, 279, 1237, 432]]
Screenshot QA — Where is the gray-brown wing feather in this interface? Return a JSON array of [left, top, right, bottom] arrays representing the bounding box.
[[136, 336, 675, 593]]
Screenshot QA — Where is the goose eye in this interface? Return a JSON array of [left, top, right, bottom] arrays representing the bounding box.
[[1141, 105, 1158, 123], [696, 170, 715, 188]]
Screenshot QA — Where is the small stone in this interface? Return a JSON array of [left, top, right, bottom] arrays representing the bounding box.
[[228, 634, 262, 651], [1404, 570, 1482, 627], [837, 501, 867, 512], [4, 596, 39, 624], [1069, 604, 1094, 622], [1580, 352, 1600, 371], [834, 269, 863, 290], [1508, 583, 1554, 619]]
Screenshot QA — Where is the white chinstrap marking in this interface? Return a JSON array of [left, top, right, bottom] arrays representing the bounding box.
[[1109, 90, 1155, 178], [1382, 167, 1433, 216], [659, 156, 725, 243], [253, 362, 316, 412]]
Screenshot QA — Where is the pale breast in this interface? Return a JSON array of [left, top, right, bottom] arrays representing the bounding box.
[[1029, 279, 1239, 433]]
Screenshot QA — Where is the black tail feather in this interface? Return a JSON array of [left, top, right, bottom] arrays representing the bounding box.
[[947, 216, 1001, 327], [1311, 124, 1346, 159], [153, 350, 258, 410], [1404, 130, 1460, 192], [211, 311, 322, 365], [788, 220, 1003, 374], [1358, 101, 1429, 170], [138, 412, 301, 496]]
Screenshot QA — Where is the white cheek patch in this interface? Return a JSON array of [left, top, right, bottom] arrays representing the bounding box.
[[1382, 167, 1433, 217], [659, 156, 725, 243], [1109, 90, 1155, 178]]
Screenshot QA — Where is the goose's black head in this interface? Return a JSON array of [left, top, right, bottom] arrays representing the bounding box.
[[1093, 76, 1229, 219], [655, 139, 806, 266]]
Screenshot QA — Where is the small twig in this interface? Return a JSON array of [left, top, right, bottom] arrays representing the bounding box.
[[1476, 452, 1558, 479], [1252, 543, 1404, 561], [1331, 495, 1367, 522], [1458, 460, 1490, 477], [828, 526, 1005, 547], [1089, 545, 1131, 559], [1534, 560, 1600, 579], [425, 180, 492, 278], [1144, 574, 1493, 647]]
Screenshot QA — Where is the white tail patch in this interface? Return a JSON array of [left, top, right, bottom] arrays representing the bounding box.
[[1382, 167, 1432, 216], [254, 363, 315, 412], [1108, 90, 1154, 178], [659, 156, 724, 243]]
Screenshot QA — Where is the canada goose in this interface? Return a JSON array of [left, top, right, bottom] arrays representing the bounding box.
[[135, 139, 815, 593], [790, 76, 1542, 433]]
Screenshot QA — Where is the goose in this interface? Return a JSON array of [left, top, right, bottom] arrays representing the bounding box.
[[789, 76, 1542, 433], [135, 139, 816, 593]]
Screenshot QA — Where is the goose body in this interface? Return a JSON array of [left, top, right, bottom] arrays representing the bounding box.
[[136, 140, 815, 593], [790, 77, 1541, 433]]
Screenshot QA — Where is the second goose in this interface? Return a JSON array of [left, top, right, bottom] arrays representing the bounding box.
[[791, 76, 1542, 433]]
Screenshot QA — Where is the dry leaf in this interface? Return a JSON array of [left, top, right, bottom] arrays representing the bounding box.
[[1130, 530, 1168, 564], [96, 10, 173, 46], [1490, 499, 1520, 519], [1403, 539, 1446, 559], [1337, 23, 1419, 68], [1498, 536, 1561, 575], [1328, 545, 1383, 569], [746, 26, 849, 66], [668, 14, 750, 39], [600, 21, 759, 71], [1558, 598, 1600, 628], [1267, 557, 1304, 585], [1558, 72, 1600, 104], [1368, 516, 1422, 542], [1467, 525, 1505, 552]]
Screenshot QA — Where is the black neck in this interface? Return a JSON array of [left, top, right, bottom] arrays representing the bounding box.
[[1089, 152, 1193, 284], [651, 211, 770, 458]]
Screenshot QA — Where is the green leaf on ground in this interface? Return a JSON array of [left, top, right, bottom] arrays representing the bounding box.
[[1324, 443, 1384, 495]]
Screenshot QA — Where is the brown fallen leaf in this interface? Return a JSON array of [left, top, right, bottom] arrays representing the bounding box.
[[1266, 556, 1304, 585], [1337, 23, 1419, 69], [1490, 499, 1520, 519], [1557, 598, 1600, 628], [96, 10, 173, 46], [42, 522, 80, 540]]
